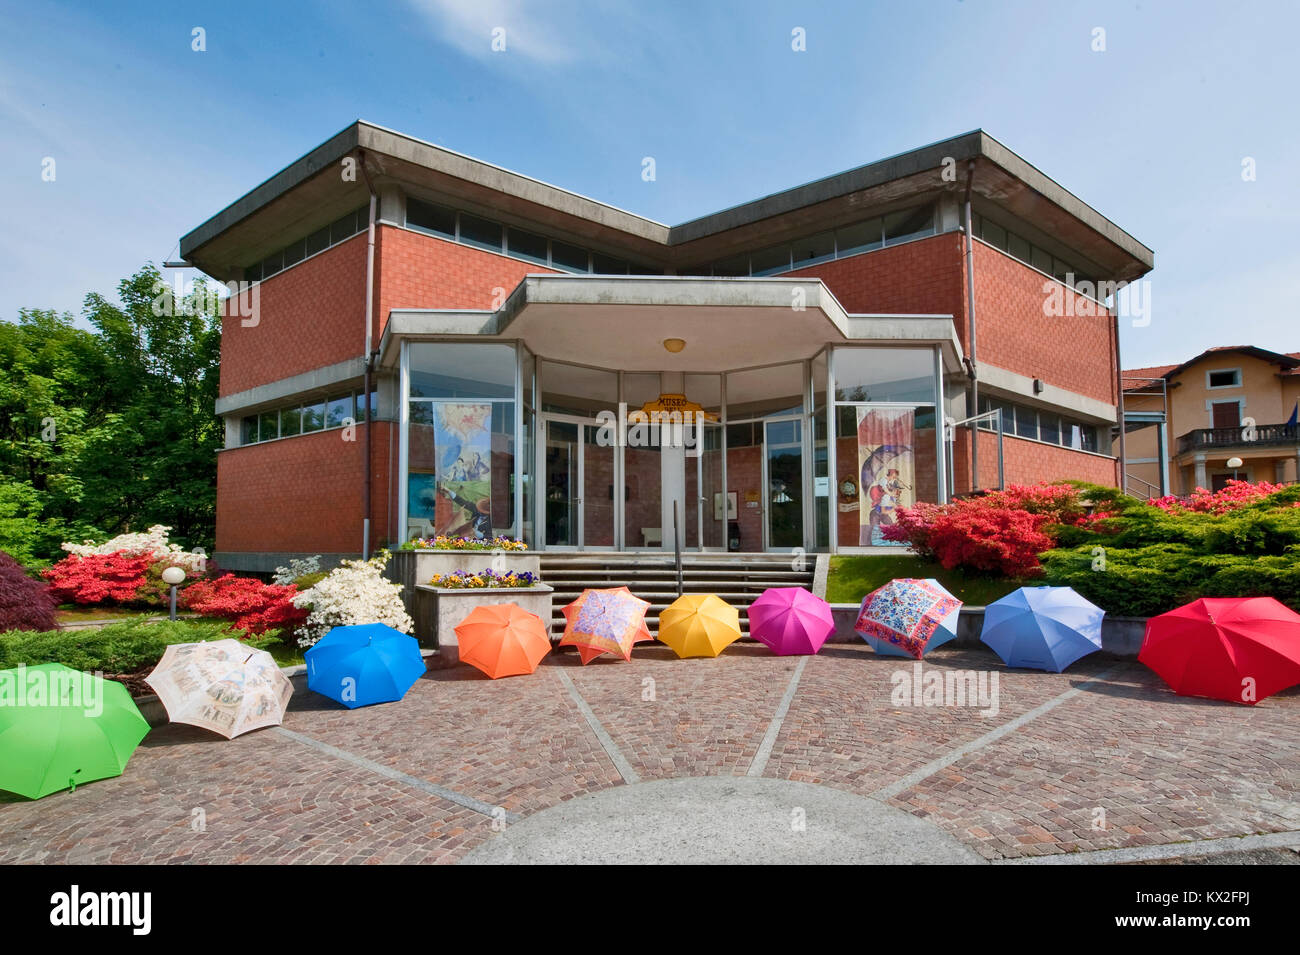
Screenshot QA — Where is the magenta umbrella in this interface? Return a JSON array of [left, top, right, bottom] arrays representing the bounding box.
[[747, 587, 835, 656]]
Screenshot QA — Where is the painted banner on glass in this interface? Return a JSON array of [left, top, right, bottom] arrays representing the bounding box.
[[429, 402, 494, 539], [856, 407, 914, 546]]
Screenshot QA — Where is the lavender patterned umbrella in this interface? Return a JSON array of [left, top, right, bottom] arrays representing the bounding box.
[[559, 587, 653, 664]]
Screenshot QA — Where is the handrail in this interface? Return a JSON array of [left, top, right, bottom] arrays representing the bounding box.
[[1176, 422, 1300, 454], [672, 501, 683, 597]]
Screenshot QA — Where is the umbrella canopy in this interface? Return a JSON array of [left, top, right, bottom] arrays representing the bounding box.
[[658, 594, 742, 659], [145, 639, 292, 738], [559, 587, 652, 664], [306, 623, 426, 707], [0, 663, 149, 799], [748, 587, 834, 656], [981, 586, 1104, 672], [454, 603, 551, 678], [1140, 597, 1300, 704], [855, 578, 962, 659]]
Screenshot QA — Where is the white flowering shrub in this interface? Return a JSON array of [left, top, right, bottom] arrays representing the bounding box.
[[291, 551, 413, 648], [272, 555, 321, 585], [62, 525, 207, 572]]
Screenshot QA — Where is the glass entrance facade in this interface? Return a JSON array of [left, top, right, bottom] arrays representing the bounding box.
[[398, 341, 945, 551]]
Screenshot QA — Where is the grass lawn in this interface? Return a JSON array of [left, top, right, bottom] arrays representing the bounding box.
[[56, 605, 156, 624], [826, 554, 1023, 606]]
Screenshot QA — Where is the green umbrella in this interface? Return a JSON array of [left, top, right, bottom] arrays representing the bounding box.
[[0, 663, 150, 799]]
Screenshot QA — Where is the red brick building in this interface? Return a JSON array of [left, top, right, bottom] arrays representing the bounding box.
[[179, 123, 1153, 571]]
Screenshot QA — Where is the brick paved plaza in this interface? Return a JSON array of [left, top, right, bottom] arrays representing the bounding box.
[[2, 644, 1297, 864]]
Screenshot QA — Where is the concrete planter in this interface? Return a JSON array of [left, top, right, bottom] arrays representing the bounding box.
[[829, 604, 1148, 658], [388, 549, 540, 618], [413, 584, 554, 669]]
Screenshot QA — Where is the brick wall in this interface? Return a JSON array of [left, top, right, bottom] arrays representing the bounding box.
[[219, 234, 368, 397], [972, 242, 1118, 407], [373, 225, 559, 340], [786, 233, 966, 320], [215, 422, 392, 555]]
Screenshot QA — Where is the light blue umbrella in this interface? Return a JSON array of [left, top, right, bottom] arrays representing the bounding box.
[[980, 587, 1104, 672], [306, 623, 426, 708]]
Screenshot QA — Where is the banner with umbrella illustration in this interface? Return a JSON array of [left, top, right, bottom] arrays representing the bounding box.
[[559, 587, 652, 664], [855, 578, 961, 659], [146, 639, 293, 738]]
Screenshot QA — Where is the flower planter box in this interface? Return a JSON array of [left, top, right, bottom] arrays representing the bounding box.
[[413, 583, 554, 669], [388, 550, 541, 619]]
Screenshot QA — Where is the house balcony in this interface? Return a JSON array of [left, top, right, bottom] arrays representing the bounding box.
[[1175, 423, 1300, 456]]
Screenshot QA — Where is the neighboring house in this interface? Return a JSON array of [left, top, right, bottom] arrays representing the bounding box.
[[1124, 346, 1300, 496], [178, 122, 1153, 571]]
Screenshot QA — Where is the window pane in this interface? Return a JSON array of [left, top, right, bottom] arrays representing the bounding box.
[[261, 251, 283, 279], [1039, 413, 1061, 445], [282, 240, 305, 268], [302, 401, 325, 432], [241, 416, 259, 444], [355, 391, 376, 422], [550, 240, 589, 272], [982, 219, 1007, 251], [458, 213, 503, 252], [507, 227, 549, 265], [791, 231, 835, 268], [832, 348, 936, 404], [750, 244, 791, 276], [407, 198, 456, 239], [592, 252, 629, 274], [326, 396, 351, 428], [1008, 233, 1032, 263], [305, 225, 330, 257], [410, 342, 516, 399], [726, 422, 756, 447], [883, 205, 934, 245], [835, 218, 883, 257], [711, 252, 749, 276], [1031, 246, 1053, 274], [1015, 405, 1038, 441], [245, 261, 262, 282], [277, 406, 300, 437], [331, 212, 358, 244], [1208, 369, 1239, 387], [259, 411, 279, 441], [1053, 257, 1073, 283]]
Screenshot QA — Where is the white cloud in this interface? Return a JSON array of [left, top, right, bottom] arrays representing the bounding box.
[[403, 0, 579, 64]]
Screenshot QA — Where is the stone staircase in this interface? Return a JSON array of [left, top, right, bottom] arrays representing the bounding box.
[[538, 552, 816, 639]]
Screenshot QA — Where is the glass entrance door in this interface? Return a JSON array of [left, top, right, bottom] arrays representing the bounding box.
[[764, 417, 804, 550], [542, 415, 613, 549]]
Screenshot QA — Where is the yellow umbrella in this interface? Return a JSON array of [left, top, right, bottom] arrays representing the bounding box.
[[657, 594, 742, 658]]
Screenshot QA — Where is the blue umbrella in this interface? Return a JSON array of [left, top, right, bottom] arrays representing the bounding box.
[[980, 587, 1104, 672], [306, 623, 426, 708]]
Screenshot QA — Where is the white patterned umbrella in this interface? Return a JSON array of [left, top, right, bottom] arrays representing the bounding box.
[[145, 639, 293, 738]]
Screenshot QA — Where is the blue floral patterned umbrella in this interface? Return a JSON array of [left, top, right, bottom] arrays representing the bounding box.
[[854, 578, 962, 659]]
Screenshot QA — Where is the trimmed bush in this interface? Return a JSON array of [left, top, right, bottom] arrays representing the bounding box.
[[0, 617, 249, 672], [0, 550, 59, 632], [41, 551, 156, 605]]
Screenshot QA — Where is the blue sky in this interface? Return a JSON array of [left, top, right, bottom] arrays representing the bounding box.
[[2, 0, 1297, 368]]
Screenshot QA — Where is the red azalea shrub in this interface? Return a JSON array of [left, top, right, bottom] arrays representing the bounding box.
[[181, 574, 307, 635], [884, 482, 1093, 577], [42, 551, 155, 605], [0, 550, 59, 631], [1149, 479, 1290, 514]]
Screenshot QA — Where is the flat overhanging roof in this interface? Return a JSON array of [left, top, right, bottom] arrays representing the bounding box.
[[377, 275, 964, 373], [180, 123, 1154, 283]]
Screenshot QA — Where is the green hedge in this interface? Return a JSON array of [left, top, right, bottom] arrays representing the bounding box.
[[0, 617, 282, 672], [1041, 483, 1300, 616]]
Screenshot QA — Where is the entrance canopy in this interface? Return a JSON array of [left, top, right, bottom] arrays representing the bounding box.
[[379, 275, 964, 372]]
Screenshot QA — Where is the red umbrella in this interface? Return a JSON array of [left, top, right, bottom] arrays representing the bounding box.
[[1140, 597, 1300, 705]]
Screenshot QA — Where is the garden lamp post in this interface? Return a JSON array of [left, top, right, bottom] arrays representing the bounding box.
[[1227, 456, 1243, 482], [162, 566, 186, 621]]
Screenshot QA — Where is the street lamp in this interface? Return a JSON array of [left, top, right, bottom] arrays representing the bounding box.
[[1227, 456, 1244, 482], [161, 566, 186, 621]]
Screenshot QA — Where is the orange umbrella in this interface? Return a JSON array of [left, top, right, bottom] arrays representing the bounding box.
[[559, 587, 652, 664], [454, 603, 551, 678]]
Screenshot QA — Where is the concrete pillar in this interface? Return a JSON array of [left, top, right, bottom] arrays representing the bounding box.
[[1194, 454, 1208, 491]]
